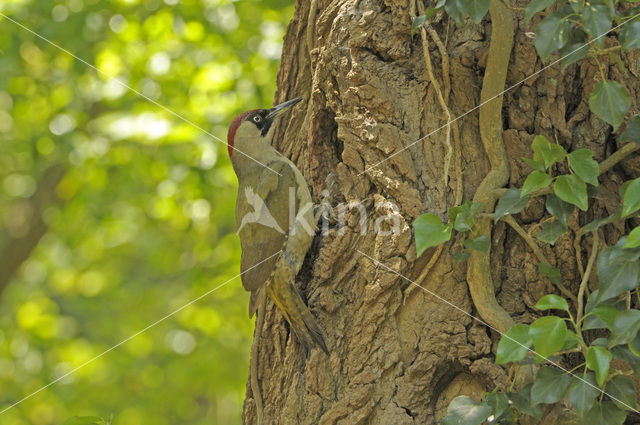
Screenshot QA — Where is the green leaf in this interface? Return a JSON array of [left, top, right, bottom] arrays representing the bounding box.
[[531, 135, 567, 169], [606, 375, 637, 411], [562, 330, 579, 350], [583, 5, 612, 48], [619, 116, 640, 145], [624, 227, 640, 249], [413, 213, 452, 256], [539, 262, 562, 285], [612, 345, 640, 375], [444, 0, 465, 25], [529, 316, 567, 361], [457, 0, 490, 23], [582, 401, 626, 425], [530, 367, 571, 405], [596, 241, 640, 304], [522, 157, 546, 173], [441, 396, 491, 425], [560, 42, 590, 70], [621, 177, 640, 218], [609, 309, 640, 347], [534, 14, 573, 61], [620, 20, 640, 52], [537, 220, 567, 245], [525, 0, 557, 22], [583, 207, 622, 232], [568, 149, 599, 186], [452, 251, 471, 262], [494, 189, 529, 222], [554, 174, 588, 211], [584, 305, 620, 331], [586, 346, 612, 387], [546, 194, 574, 226], [521, 170, 552, 196], [496, 324, 532, 364], [508, 383, 543, 419], [452, 201, 481, 232], [567, 373, 600, 416], [535, 294, 569, 312], [463, 235, 489, 253], [411, 15, 426, 36], [589, 80, 631, 131], [484, 391, 510, 418]]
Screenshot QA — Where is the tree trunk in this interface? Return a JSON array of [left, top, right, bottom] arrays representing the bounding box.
[[242, 0, 640, 423]]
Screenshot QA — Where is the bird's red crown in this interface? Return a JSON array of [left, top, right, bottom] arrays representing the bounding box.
[[227, 110, 259, 158]]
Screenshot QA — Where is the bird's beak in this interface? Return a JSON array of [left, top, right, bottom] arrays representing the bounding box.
[[266, 97, 303, 120]]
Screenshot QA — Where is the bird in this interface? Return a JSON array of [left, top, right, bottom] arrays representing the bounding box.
[[227, 97, 328, 354]]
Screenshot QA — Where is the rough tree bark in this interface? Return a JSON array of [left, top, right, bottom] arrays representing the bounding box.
[[242, 0, 640, 424]]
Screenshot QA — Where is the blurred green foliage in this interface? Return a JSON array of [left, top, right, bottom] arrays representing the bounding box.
[[0, 0, 294, 424]]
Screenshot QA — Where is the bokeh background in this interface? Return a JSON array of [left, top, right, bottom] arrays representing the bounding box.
[[0, 0, 294, 423]]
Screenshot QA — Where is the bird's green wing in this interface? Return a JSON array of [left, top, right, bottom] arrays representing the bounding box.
[[236, 162, 299, 317]]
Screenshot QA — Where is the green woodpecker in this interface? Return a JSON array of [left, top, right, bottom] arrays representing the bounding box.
[[227, 97, 328, 354]]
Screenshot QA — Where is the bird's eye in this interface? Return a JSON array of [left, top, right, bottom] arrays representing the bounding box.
[[253, 115, 262, 123]]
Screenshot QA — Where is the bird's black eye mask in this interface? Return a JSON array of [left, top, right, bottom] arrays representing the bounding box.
[[246, 110, 273, 136]]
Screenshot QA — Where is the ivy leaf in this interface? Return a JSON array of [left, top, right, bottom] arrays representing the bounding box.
[[413, 213, 452, 256], [606, 375, 637, 411], [560, 42, 590, 70], [441, 396, 491, 425], [494, 189, 529, 222], [568, 149, 599, 186], [596, 241, 640, 304], [484, 392, 510, 418], [535, 294, 569, 312], [444, 0, 465, 25], [546, 194, 574, 226], [530, 367, 571, 405], [522, 157, 546, 173], [584, 305, 620, 331], [567, 373, 600, 417], [619, 116, 640, 145], [452, 251, 471, 262], [457, 0, 490, 23], [621, 177, 640, 218], [620, 20, 640, 52], [554, 174, 588, 211], [609, 309, 640, 347], [583, 207, 622, 232], [531, 135, 566, 169], [521, 170, 552, 197], [508, 383, 543, 419], [534, 14, 573, 61], [624, 227, 640, 249], [612, 345, 640, 376], [463, 235, 490, 253], [529, 316, 567, 361], [582, 401, 626, 425], [589, 80, 631, 131], [586, 346, 612, 387], [537, 220, 567, 245], [583, 5, 612, 48], [411, 15, 426, 36], [496, 324, 532, 364], [524, 0, 557, 22], [539, 262, 562, 285]]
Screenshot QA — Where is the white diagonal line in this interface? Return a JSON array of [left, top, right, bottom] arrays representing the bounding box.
[[0, 12, 282, 176], [357, 250, 640, 413], [358, 12, 640, 176], [0, 250, 282, 415]]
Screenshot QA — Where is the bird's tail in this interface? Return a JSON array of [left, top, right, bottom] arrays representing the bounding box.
[[267, 265, 328, 354]]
